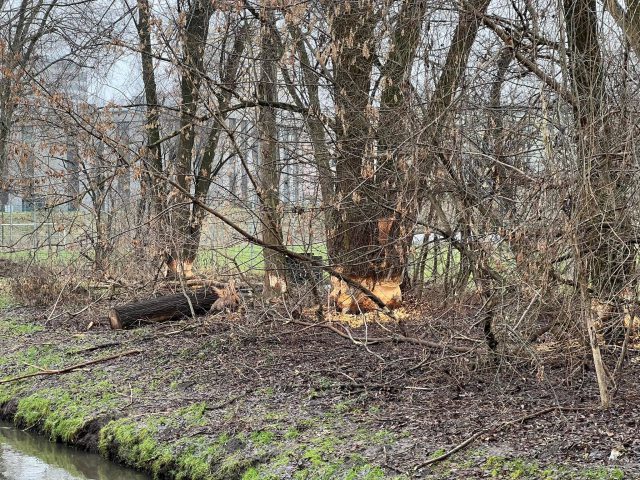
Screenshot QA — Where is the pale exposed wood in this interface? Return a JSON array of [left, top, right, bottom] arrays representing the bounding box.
[[330, 275, 402, 313], [586, 311, 611, 408]]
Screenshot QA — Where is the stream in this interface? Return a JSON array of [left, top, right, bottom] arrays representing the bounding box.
[[0, 422, 149, 480]]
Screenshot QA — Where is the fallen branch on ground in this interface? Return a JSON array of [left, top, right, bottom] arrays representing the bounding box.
[[0, 349, 143, 384], [69, 342, 122, 354], [413, 405, 585, 471]]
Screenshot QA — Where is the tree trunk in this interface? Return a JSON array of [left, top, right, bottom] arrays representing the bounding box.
[[291, 26, 338, 259], [182, 20, 248, 268], [326, 1, 389, 312], [604, 0, 640, 56], [375, 0, 428, 302], [327, 0, 491, 312], [565, 0, 632, 407], [0, 81, 14, 209], [167, 0, 213, 278], [136, 0, 164, 218], [258, 8, 287, 297]]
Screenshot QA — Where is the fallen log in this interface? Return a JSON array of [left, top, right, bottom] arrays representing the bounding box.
[[109, 283, 239, 329]]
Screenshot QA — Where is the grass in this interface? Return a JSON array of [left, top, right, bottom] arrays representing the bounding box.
[[0, 318, 43, 336]]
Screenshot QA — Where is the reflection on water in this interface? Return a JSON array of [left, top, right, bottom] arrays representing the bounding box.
[[0, 423, 149, 480]]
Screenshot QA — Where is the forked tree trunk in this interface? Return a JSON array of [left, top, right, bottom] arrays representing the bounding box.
[[182, 21, 248, 271], [328, 0, 491, 312], [167, 0, 213, 279]]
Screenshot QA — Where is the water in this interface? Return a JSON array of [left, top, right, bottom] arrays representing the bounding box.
[[0, 423, 149, 480]]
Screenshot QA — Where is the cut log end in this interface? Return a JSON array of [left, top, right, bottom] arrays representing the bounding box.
[[109, 309, 123, 330]]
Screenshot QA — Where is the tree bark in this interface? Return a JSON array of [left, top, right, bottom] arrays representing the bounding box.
[[167, 0, 214, 278], [136, 0, 164, 219], [258, 7, 287, 297], [326, 0, 387, 312], [182, 19, 248, 267], [290, 26, 338, 259], [604, 0, 640, 56], [109, 285, 239, 329], [376, 0, 428, 298]]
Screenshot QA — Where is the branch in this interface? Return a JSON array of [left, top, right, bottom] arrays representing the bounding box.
[[480, 14, 577, 107], [0, 349, 143, 384], [413, 405, 585, 471]]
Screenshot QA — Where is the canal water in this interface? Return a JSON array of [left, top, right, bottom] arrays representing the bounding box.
[[0, 422, 149, 480]]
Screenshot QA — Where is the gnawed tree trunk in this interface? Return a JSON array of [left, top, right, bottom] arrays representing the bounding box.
[[326, 0, 388, 312], [376, 0, 428, 296], [328, 0, 491, 312], [258, 7, 287, 297], [166, 0, 214, 278], [109, 283, 239, 329]]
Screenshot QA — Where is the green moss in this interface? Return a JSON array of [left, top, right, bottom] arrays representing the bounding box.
[[0, 318, 42, 335], [12, 381, 122, 443], [100, 418, 162, 469], [582, 467, 625, 480], [11, 345, 64, 371], [173, 435, 228, 480], [428, 448, 447, 460], [251, 431, 275, 446], [0, 291, 14, 309], [481, 455, 626, 480], [177, 401, 208, 427], [15, 390, 87, 442], [241, 467, 261, 480], [15, 395, 51, 428]]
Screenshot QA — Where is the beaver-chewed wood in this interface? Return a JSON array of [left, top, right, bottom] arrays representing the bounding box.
[[109, 285, 238, 329]]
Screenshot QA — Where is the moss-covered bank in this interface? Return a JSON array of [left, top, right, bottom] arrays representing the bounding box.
[[0, 385, 398, 480], [0, 382, 630, 480], [0, 303, 637, 480]]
